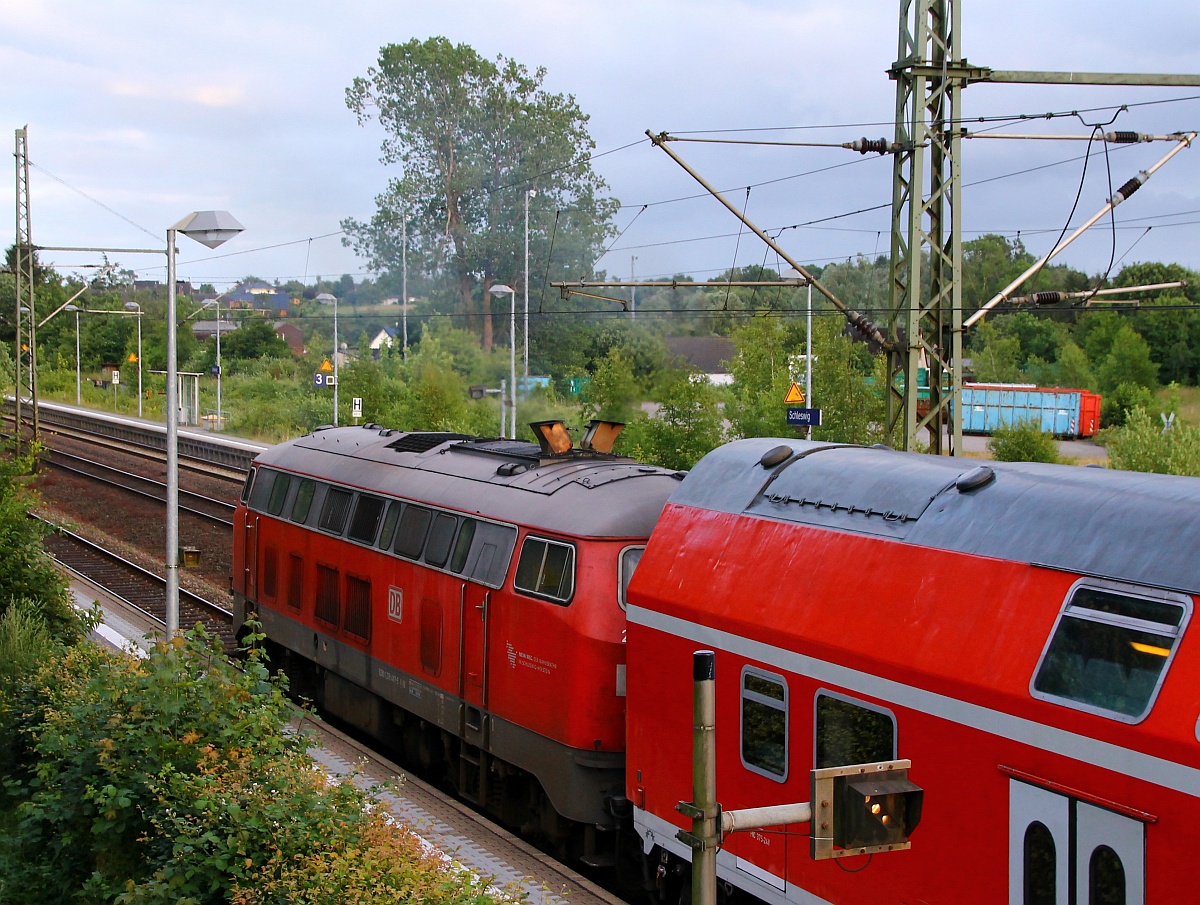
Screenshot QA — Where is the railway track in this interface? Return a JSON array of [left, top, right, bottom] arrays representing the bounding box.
[[45, 447, 236, 526], [43, 518, 236, 650]]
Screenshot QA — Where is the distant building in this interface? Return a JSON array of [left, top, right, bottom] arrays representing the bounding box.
[[133, 279, 194, 297], [274, 322, 305, 356], [315, 292, 338, 306], [225, 281, 293, 315], [369, 327, 398, 351], [665, 335, 736, 386], [190, 319, 239, 341]]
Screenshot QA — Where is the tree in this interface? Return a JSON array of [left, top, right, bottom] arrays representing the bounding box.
[[344, 38, 618, 351], [621, 370, 726, 470], [725, 317, 801, 439], [218, 317, 290, 364]]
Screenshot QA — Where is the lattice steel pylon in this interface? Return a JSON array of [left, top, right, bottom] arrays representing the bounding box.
[[13, 126, 38, 455], [888, 0, 963, 455]]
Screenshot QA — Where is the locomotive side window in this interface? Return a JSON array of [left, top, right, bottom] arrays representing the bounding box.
[[741, 668, 788, 780], [290, 479, 316, 523], [319, 488, 354, 535], [618, 546, 645, 610], [515, 537, 576, 604], [347, 494, 386, 544], [266, 472, 292, 516], [315, 564, 340, 626], [424, 513, 459, 567], [814, 692, 895, 769], [344, 575, 371, 641], [450, 519, 476, 573], [1032, 582, 1190, 722], [377, 502, 402, 550], [395, 506, 433, 560]]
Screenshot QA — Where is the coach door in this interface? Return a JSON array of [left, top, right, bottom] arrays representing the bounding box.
[[1009, 780, 1145, 905]]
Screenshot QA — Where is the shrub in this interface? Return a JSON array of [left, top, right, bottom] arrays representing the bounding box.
[[1106, 406, 1200, 476], [987, 421, 1060, 464]]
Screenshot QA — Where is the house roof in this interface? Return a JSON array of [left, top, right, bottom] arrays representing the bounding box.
[[665, 335, 735, 374]]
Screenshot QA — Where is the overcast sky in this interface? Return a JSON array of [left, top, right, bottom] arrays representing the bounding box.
[[3, 0, 1199, 293]]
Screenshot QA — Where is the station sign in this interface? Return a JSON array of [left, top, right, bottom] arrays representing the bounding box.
[[787, 407, 822, 427], [313, 373, 338, 388]]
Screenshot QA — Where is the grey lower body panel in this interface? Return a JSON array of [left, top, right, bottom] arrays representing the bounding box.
[[255, 603, 623, 826]]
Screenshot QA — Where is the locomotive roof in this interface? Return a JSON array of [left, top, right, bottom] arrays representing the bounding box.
[[252, 425, 683, 537], [673, 438, 1200, 594]]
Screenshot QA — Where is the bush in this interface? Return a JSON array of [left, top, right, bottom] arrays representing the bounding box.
[[987, 421, 1060, 464], [1106, 406, 1200, 476], [0, 626, 508, 905]]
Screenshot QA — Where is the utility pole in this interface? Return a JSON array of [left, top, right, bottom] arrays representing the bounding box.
[[13, 127, 37, 454], [888, 0, 1200, 455]]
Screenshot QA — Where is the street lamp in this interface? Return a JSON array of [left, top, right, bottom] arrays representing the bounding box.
[[489, 283, 516, 439], [332, 294, 339, 426], [166, 211, 243, 638], [524, 189, 535, 380], [124, 301, 142, 418], [65, 305, 80, 405]]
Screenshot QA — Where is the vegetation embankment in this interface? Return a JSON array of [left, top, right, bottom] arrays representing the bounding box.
[[0, 449, 507, 905]]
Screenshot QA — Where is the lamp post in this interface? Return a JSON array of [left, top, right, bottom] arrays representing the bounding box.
[[401, 213, 408, 362], [524, 189, 535, 380], [66, 305, 80, 405], [489, 283, 516, 438], [124, 302, 142, 418], [166, 211, 243, 638], [332, 294, 339, 426]]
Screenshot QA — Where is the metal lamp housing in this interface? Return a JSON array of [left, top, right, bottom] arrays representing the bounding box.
[[834, 770, 924, 849], [171, 210, 245, 249]]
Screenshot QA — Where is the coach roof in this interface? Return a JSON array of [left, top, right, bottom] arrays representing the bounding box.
[[673, 438, 1200, 594]]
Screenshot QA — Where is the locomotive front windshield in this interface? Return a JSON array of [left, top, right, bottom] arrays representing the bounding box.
[[1032, 584, 1189, 721]]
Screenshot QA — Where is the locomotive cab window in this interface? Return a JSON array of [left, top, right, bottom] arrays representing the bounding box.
[[1032, 581, 1190, 722], [618, 546, 645, 610], [741, 668, 788, 781], [239, 467, 256, 504], [247, 468, 277, 512], [815, 691, 896, 769], [515, 537, 575, 604]]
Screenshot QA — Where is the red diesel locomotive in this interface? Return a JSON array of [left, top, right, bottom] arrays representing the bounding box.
[[231, 421, 682, 861], [626, 438, 1200, 905]]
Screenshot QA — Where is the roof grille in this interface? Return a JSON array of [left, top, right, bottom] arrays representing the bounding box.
[[386, 432, 474, 454]]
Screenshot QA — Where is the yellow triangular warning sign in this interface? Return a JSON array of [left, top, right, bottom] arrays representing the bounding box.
[[784, 382, 805, 404], [319, 358, 334, 373]]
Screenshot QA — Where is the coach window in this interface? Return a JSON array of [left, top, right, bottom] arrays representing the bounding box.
[[394, 505, 433, 560], [290, 479, 317, 523], [347, 494, 386, 545], [515, 537, 575, 604], [266, 473, 292, 516], [377, 502, 402, 550], [1032, 581, 1190, 722], [319, 487, 354, 535], [741, 668, 787, 780], [424, 513, 459, 568], [814, 692, 896, 769], [618, 546, 645, 610]]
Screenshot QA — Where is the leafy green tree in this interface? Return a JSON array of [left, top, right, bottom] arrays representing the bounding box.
[[582, 348, 641, 424], [345, 37, 618, 351], [217, 317, 291, 364], [0, 448, 80, 642], [810, 317, 891, 446], [621, 370, 726, 470], [969, 321, 1023, 383], [1096, 325, 1158, 393], [725, 317, 800, 439]]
